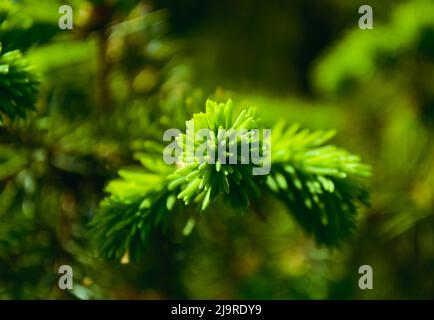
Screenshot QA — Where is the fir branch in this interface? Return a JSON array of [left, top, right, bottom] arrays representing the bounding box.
[[90, 155, 178, 260], [91, 99, 371, 260], [167, 99, 264, 211]]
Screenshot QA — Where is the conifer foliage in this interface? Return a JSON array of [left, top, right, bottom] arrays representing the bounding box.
[[0, 43, 39, 123], [91, 99, 371, 260], [0, 0, 433, 300]]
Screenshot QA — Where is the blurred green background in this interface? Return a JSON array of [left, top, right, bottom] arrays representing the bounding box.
[[0, 0, 433, 299]]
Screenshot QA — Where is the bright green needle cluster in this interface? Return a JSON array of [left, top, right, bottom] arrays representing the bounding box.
[[267, 121, 371, 246]]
